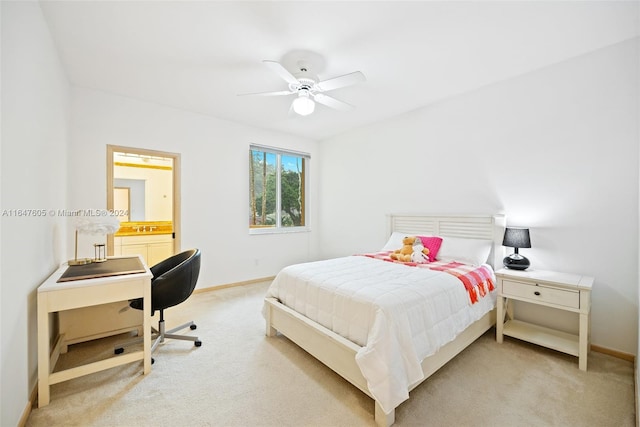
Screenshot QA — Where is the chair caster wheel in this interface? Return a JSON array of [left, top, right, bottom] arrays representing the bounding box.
[[195, 340, 202, 347], [115, 348, 124, 355], [151, 358, 155, 365], [190, 324, 197, 330]]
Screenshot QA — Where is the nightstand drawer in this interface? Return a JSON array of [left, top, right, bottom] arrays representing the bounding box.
[[502, 279, 580, 309]]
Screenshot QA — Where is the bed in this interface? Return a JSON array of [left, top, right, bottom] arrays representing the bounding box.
[[263, 214, 506, 426]]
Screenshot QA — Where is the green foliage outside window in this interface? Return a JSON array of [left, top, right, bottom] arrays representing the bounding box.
[[249, 148, 306, 229]]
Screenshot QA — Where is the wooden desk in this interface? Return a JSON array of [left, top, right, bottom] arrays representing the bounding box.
[[37, 256, 153, 407]]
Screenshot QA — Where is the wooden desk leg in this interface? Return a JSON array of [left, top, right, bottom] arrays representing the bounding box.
[[578, 312, 588, 371], [496, 295, 504, 343], [143, 279, 151, 374], [37, 293, 50, 407]]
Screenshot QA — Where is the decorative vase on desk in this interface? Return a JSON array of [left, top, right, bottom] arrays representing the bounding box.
[[69, 212, 120, 266]]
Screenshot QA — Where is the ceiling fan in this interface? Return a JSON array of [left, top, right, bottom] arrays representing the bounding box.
[[240, 60, 366, 116]]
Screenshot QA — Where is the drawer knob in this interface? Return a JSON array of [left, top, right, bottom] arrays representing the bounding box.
[[534, 291, 541, 296]]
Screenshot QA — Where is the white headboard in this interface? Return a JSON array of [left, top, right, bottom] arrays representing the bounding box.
[[387, 214, 506, 268]]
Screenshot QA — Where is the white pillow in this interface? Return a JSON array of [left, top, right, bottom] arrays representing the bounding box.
[[381, 231, 414, 252], [437, 236, 492, 266]]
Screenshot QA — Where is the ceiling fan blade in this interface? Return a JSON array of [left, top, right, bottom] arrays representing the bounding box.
[[237, 90, 294, 97], [263, 60, 299, 85], [316, 71, 366, 92], [313, 93, 355, 111]]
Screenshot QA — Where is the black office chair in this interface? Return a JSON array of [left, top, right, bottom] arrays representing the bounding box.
[[115, 249, 202, 360]]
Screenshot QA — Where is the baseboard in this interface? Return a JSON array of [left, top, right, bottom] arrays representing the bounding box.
[[635, 356, 638, 427], [591, 344, 635, 363], [18, 383, 38, 427], [193, 276, 275, 294]]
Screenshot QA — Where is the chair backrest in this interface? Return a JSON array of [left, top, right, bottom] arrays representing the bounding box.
[[149, 249, 201, 312]]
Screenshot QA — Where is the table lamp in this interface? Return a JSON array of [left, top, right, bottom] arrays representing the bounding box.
[[69, 214, 120, 266], [502, 227, 531, 270]]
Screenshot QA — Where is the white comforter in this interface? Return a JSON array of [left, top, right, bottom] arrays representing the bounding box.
[[264, 255, 496, 414]]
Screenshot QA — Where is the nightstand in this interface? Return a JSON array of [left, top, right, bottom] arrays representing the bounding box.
[[495, 268, 594, 371]]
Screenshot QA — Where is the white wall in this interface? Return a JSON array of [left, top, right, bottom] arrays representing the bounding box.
[[318, 39, 639, 355], [0, 2, 70, 425], [68, 88, 319, 288]]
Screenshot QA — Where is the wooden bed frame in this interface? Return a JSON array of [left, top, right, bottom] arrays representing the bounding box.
[[264, 214, 506, 426]]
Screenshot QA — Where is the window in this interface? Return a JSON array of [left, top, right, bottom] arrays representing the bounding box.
[[249, 145, 308, 232]]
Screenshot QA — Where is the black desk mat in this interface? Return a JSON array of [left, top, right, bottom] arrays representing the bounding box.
[[57, 257, 146, 282]]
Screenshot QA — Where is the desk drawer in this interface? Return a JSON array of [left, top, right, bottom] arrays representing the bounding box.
[[502, 279, 579, 309]]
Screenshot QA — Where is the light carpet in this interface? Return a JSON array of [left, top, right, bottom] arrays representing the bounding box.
[[27, 281, 635, 427]]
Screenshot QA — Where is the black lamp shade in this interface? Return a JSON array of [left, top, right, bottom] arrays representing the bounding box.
[[502, 227, 531, 270], [502, 228, 531, 249]]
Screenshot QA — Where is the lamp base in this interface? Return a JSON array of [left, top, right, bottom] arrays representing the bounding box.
[[503, 254, 530, 270]]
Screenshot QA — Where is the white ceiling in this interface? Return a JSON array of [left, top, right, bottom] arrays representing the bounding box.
[[39, 1, 639, 140]]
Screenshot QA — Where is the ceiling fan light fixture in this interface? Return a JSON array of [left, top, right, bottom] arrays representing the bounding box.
[[292, 94, 315, 116]]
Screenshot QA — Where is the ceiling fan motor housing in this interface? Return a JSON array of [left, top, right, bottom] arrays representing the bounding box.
[[290, 77, 316, 94]]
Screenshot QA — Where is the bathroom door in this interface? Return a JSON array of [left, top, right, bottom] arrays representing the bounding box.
[[106, 145, 181, 262]]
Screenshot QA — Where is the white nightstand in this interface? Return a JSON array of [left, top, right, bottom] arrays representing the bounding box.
[[495, 268, 594, 371]]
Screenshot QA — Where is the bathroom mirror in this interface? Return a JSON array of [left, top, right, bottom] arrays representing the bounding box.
[[112, 151, 173, 222]]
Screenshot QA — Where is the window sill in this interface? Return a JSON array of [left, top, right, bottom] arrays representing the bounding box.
[[249, 227, 310, 236]]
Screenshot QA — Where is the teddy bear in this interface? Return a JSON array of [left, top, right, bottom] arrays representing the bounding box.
[[389, 235, 416, 262], [390, 236, 429, 263]]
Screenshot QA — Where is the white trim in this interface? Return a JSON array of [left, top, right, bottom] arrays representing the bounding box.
[[249, 143, 310, 159], [249, 226, 310, 235]]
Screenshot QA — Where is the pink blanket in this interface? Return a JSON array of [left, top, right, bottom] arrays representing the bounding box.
[[360, 251, 495, 304]]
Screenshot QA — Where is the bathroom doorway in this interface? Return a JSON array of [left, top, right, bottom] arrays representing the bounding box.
[[106, 145, 181, 263]]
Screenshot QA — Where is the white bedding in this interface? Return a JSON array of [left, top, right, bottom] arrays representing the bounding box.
[[264, 255, 496, 414]]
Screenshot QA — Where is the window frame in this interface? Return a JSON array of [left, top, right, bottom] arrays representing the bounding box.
[[249, 144, 310, 235]]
